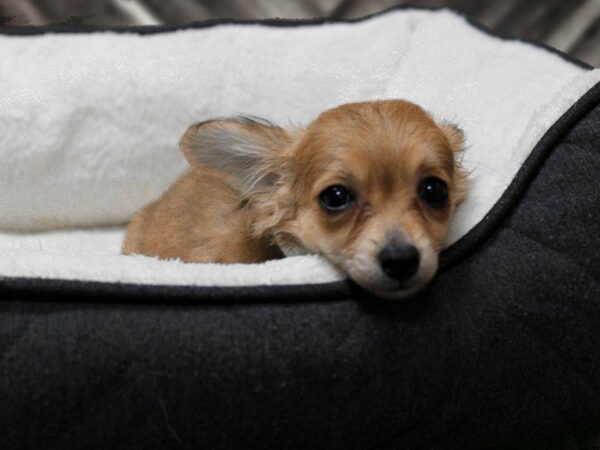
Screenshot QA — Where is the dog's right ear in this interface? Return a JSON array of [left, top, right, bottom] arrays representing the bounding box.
[[180, 116, 296, 196]]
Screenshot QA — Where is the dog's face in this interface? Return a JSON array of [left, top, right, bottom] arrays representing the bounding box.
[[182, 100, 468, 299]]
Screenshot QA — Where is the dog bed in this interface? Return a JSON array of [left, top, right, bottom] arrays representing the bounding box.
[[1, 6, 599, 449]]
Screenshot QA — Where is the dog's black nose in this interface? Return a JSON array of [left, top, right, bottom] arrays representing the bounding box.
[[378, 243, 420, 282]]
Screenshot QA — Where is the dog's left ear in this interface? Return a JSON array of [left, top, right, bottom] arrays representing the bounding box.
[[439, 122, 469, 203], [438, 122, 465, 153], [180, 116, 296, 195]]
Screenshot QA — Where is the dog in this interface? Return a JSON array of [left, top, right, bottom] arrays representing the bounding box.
[[123, 100, 468, 299]]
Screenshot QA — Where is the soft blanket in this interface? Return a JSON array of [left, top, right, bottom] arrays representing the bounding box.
[[0, 8, 598, 286]]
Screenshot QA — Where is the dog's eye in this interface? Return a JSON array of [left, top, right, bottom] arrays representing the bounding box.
[[418, 177, 449, 208], [319, 185, 354, 212]]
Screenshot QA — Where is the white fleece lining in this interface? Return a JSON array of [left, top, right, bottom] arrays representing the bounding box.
[[0, 9, 599, 287]]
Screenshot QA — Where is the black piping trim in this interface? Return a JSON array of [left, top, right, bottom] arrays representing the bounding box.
[[0, 276, 360, 304], [0, 6, 598, 303], [0, 4, 592, 70]]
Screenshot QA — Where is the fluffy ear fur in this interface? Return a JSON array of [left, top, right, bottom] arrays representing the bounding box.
[[438, 122, 465, 153], [180, 116, 295, 196], [438, 122, 469, 204], [180, 116, 302, 239]]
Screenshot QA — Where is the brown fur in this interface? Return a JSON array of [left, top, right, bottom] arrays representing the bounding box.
[[122, 166, 282, 263], [123, 100, 468, 298]]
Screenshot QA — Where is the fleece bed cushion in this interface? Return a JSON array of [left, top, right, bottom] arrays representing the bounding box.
[[1, 6, 600, 450]]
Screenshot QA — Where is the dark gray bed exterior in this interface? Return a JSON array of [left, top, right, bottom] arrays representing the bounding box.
[[1, 8, 599, 450]]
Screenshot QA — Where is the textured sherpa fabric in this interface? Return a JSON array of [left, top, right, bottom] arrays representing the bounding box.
[[0, 7, 599, 287], [1, 86, 599, 449]]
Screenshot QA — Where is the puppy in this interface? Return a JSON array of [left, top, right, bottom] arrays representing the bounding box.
[[123, 100, 468, 299]]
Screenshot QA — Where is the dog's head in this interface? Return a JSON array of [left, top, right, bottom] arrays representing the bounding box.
[[181, 100, 468, 299]]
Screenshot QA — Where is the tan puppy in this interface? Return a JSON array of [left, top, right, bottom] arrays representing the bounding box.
[[123, 100, 468, 299]]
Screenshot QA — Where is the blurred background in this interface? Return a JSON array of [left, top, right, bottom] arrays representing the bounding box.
[[0, 0, 599, 66]]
